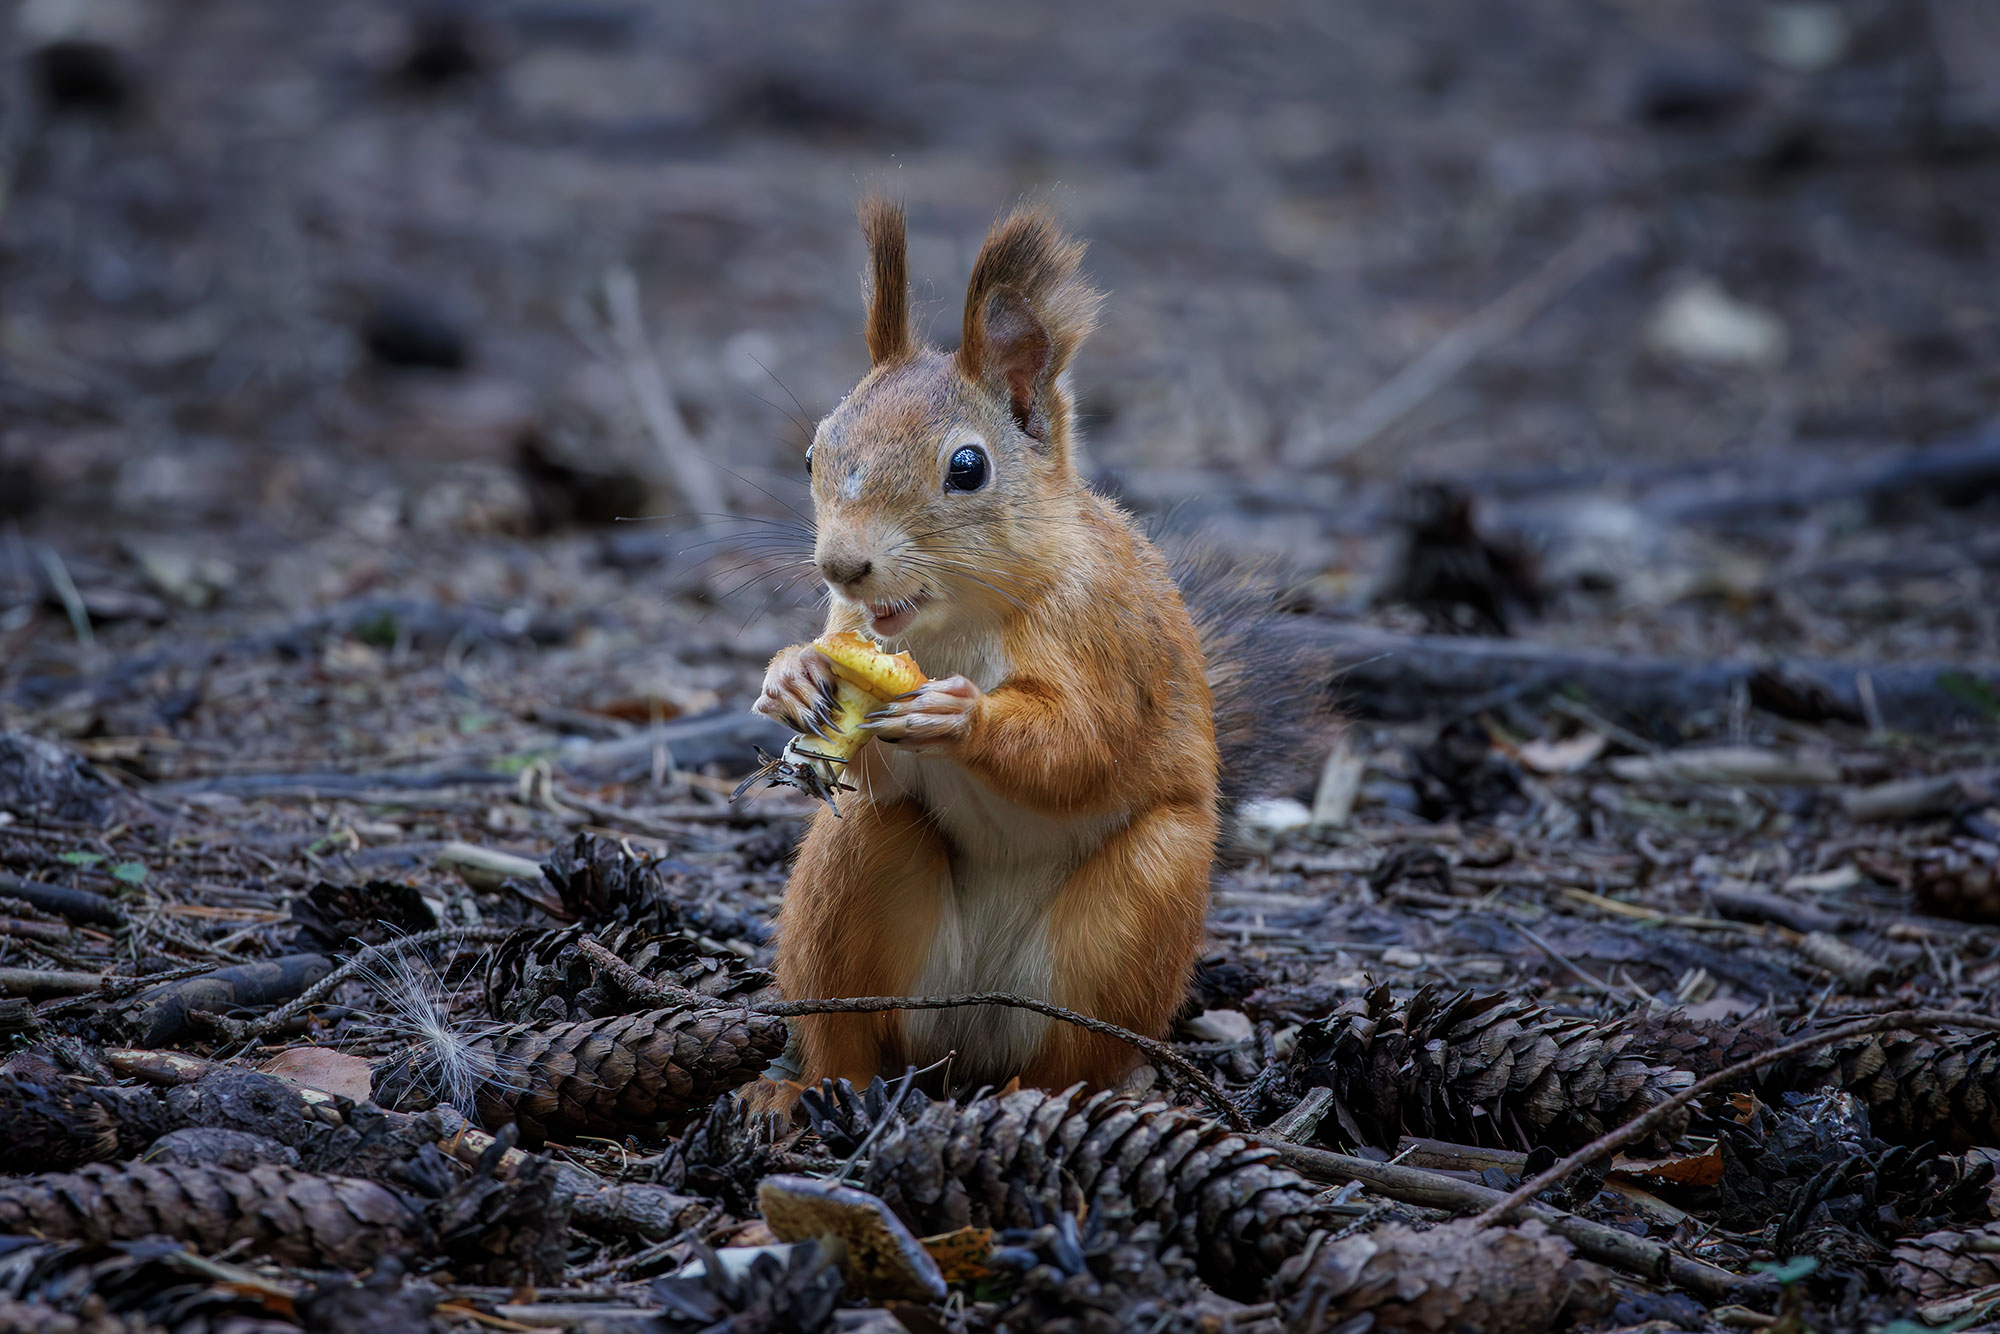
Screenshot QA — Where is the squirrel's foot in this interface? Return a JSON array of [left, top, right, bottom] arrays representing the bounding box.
[[861, 675, 981, 752]]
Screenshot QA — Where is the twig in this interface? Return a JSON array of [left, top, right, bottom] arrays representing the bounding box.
[[574, 936, 1249, 1129], [1286, 215, 1638, 464], [34, 544, 93, 648], [0, 874, 125, 927], [602, 265, 727, 518], [229, 926, 514, 1043], [0, 966, 105, 997], [1472, 1007, 2000, 1230], [1511, 919, 1628, 999], [1261, 1138, 1752, 1300]]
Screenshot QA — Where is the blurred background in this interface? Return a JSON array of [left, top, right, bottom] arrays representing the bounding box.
[[1, 0, 1997, 778]]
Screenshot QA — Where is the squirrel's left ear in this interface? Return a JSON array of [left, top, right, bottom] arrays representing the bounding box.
[[959, 205, 1103, 452]]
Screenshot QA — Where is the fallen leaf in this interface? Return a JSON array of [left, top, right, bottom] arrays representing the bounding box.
[[260, 1047, 372, 1101], [1611, 1137, 1724, 1188]]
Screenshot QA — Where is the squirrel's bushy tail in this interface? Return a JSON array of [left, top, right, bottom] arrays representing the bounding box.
[[1170, 544, 1338, 814]]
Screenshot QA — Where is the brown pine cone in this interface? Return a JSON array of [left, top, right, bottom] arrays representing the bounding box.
[[1628, 1009, 2000, 1150], [0, 1074, 169, 1171], [1280, 1219, 1611, 1334], [488, 922, 778, 1024], [860, 1086, 1328, 1301], [0, 1161, 423, 1269], [1914, 841, 2000, 924], [470, 1006, 786, 1147], [1796, 1028, 2000, 1151], [1285, 984, 1694, 1154], [1893, 1221, 2000, 1300], [540, 834, 766, 946], [990, 1215, 1202, 1334], [636, 1239, 844, 1333]]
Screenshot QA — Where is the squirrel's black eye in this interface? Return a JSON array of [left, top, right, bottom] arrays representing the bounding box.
[[804, 444, 814, 476], [945, 444, 988, 492]]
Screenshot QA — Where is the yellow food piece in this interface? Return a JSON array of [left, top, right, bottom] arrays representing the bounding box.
[[787, 678, 881, 765], [814, 630, 927, 700], [779, 633, 929, 774]]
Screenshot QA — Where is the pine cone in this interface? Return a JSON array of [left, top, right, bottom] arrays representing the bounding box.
[[470, 1007, 787, 1147], [0, 1237, 297, 1332], [1785, 1028, 2000, 1151], [1284, 984, 1694, 1154], [798, 1076, 926, 1159], [1279, 1219, 1612, 1334], [289, 879, 438, 953], [1914, 842, 2000, 924], [861, 1086, 1328, 1300], [0, 1162, 424, 1269], [541, 835, 768, 947], [990, 1214, 1202, 1334], [655, 1093, 795, 1214], [1893, 1222, 2000, 1300], [430, 1135, 569, 1284], [489, 922, 777, 1024], [297, 1256, 438, 1334], [0, 1074, 169, 1171], [1628, 1010, 2000, 1151], [631, 1239, 843, 1333]]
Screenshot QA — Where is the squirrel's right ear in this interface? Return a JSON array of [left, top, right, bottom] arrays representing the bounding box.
[[859, 195, 911, 366], [958, 205, 1103, 453]]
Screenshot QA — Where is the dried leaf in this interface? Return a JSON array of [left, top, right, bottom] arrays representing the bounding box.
[[261, 1047, 373, 1101], [1610, 1137, 1725, 1188]]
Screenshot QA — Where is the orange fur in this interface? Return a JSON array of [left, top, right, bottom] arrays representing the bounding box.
[[760, 199, 1217, 1106], [771, 791, 948, 1093]]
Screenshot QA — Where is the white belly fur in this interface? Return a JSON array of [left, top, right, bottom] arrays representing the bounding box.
[[874, 620, 1124, 1081]]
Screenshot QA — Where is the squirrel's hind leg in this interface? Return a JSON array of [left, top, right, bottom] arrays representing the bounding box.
[[774, 796, 949, 1094], [1020, 802, 1213, 1092]]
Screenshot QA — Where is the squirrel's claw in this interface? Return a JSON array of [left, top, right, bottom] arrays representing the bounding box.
[[861, 675, 981, 750]]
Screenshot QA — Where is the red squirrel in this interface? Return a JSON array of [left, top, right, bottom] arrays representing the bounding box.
[[750, 197, 1309, 1105]]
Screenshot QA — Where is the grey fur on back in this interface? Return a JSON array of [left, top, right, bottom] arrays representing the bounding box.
[[1169, 544, 1338, 813]]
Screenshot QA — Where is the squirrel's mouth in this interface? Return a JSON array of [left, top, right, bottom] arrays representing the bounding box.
[[866, 596, 926, 637]]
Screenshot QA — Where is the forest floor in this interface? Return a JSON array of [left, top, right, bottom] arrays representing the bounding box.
[[2, 1, 1999, 1330]]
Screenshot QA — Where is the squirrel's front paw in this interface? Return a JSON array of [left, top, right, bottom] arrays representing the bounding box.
[[862, 675, 981, 751], [754, 645, 841, 739]]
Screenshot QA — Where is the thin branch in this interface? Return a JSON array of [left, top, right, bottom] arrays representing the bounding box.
[[602, 265, 727, 520], [227, 926, 514, 1043], [1472, 1007, 2000, 1229], [575, 936, 1249, 1130], [1261, 1138, 1752, 1300]]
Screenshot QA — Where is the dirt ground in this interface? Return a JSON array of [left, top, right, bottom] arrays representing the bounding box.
[[1, 1, 1999, 1330]]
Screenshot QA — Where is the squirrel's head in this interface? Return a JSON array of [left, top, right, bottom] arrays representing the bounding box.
[[806, 196, 1104, 640]]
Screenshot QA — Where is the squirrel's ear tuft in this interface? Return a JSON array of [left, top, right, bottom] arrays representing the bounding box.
[[860, 194, 912, 366], [959, 205, 1104, 451]]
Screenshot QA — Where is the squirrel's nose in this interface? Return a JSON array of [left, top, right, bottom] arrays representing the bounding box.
[[820, 556, 873, 588]]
